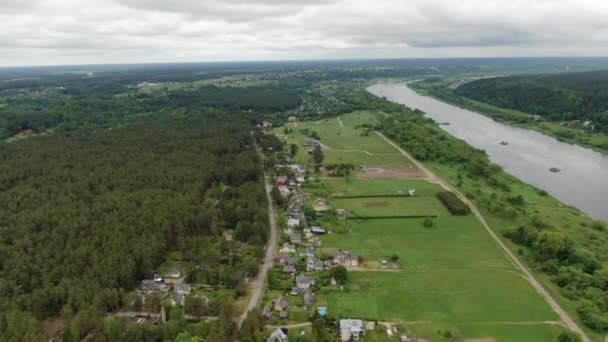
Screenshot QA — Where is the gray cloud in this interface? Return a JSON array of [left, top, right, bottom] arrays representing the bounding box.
[[0, 0, 607, 66]]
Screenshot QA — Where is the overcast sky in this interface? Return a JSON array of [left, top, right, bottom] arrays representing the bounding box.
[[1, 0, 607, 66]]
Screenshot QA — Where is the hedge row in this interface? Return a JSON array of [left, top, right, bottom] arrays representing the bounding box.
[[436, 191, 470, 215]]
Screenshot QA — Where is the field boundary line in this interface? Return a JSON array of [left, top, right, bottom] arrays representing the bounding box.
[[375, 131, 591, 342]]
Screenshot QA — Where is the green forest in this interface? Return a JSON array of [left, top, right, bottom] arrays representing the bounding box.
[[0, 112, 270, 340], [456, 70, 608, 133]]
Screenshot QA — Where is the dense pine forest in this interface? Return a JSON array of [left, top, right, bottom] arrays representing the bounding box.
[[0, 112, 271, 340], [456, 70, 608, 133]]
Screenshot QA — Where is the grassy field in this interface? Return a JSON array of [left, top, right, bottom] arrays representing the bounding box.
[[334, 196, 448, 217], [279, 111, 416, 167], [321, 217, 513, 270], [402, 322, 564, 342], [324, 271, 557, 322], [273, 112, 577, 341], [319, 178, 444, 197]]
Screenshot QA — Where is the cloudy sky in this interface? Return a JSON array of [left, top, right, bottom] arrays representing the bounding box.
[[1, 0, 608, 66]]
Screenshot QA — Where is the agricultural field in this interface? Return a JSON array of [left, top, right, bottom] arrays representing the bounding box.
[[274, 112, 573, 341], [321, 217, 513, 270], [314, 178, 443, 197], [333, 196, 448, 217], [323, 271, 557, 322], [278, 111, 417, 167]]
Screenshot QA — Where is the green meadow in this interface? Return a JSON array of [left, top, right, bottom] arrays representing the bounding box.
[[319, 178, 444, 197], [323, 271, 557, 323], [321, 217, 513, 270], [333, 196, 448, 217], [277, 112, 572, 341]]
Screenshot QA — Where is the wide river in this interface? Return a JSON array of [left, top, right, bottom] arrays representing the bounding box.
[[368, 82, 608, 220]]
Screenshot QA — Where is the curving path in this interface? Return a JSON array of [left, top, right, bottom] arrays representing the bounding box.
[[375, 131, 591, 342]]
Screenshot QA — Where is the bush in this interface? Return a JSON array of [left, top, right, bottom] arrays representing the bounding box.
[[422, 217, 434, 227], [436, 192, 470, 215]]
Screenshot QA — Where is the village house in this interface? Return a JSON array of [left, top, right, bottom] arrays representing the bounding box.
[[285, 256, 297, 266], [288, 116, 298, 122], [286, 202, 301, 217], [400, 334, 412, 342], [295, 275, 314, 290], [282, 265, 296, 276], [311, 226, 326, 235], [333, 250, 359, 267], [292, 193, 306, 205], [279, 310, 289, 320], [140, 279, 170, 295], [337, 208, 346, 219], [262, 306, 273, 321], [276, 175, 287, 187], [339, 319, 365, 341], [273, 296, 289, 311], [163, 268, 186, 285], [303, 291, 316, 305], [289, 232, 302, 244], [287, 217, 300, 229], [267, 328, 288, 342], [278, 185, 291, 197], [274, 253, 288, 264], [171, 292, 185, 306], [174, 283, 191, 296], [279, 243, 296, 254], [262, 121, 273, 129]]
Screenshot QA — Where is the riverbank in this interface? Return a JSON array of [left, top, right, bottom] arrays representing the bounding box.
[[411, 81, 608, 154], [368, 82, 608, 221], [364, 84, 607, 341]]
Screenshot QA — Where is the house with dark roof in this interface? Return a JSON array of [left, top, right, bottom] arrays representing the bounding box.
[[273, 296, 289, 311], [296, 275, 314, 290], [282, 265, 296, 276], [303, 291, 316, 305]]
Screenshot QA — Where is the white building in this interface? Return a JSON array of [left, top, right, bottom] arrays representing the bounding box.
[[340, 319, 365, 341]]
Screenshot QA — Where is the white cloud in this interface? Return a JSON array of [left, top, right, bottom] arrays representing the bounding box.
[[0, 0, 607, 66]]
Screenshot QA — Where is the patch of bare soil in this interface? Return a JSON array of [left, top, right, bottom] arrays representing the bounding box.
[[357, 166, 424, 179]]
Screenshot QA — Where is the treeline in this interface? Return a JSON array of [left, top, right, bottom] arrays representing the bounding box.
[[142, 85, 302, 113], [0, 113, 268, 340], [456, 71, 608, 133], [436, 192, 470, 215]]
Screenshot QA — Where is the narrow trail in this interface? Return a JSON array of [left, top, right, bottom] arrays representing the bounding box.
[[375, 131, 591, 342], [237, 138, 279, 330], [267, 322, 312, 329], [337, 116, 344, 127]]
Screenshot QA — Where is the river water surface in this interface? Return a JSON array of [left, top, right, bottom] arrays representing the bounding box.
[[367, 82, 608, 220]]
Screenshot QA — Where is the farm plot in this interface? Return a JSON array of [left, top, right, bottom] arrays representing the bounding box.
[[321, 217, 513, 270], [323, 270, 558, 323], [334, 196, 449, 218], [319, 178, 443, 197]]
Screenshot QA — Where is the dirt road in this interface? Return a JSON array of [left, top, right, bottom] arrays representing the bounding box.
[[375, 131, 591, 342], [237, 145, 279, 330]]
